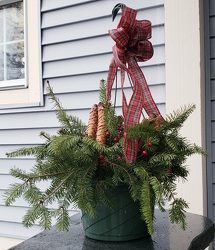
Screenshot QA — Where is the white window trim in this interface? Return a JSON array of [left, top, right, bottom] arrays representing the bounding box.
[[0, 0, 43, 110]]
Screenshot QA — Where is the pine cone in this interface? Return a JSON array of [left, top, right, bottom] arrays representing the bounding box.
[[96, 102, 106, 144], [148, 114, 164, 129], [86, 104, 98, 138], [148, 114, 161, 129]]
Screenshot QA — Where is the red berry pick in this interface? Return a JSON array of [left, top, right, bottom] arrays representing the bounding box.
[[114, 137, 119, 143], [142, 150, 148, 156], [98, 154, 105, 160], [106, 131, 110, 137], [148, 142, 153, 147]]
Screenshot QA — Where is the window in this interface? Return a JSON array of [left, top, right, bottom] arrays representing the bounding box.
[[0, 0, 42, 109], [0, 0, 25, 89]]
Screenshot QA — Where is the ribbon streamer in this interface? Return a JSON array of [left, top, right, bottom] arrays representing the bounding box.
[[106, 4, 163, 163]]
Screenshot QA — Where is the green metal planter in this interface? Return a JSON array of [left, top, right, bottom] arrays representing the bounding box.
[[81, 185, 150, 242]]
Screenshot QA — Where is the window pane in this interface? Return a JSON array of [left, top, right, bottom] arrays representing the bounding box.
[[0, 9, 3, 43], [6, 2, 24, 42], [6, 41, 24, 80], [0, 45, 4, 81]]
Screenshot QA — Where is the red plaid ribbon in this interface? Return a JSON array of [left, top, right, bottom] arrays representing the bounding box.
[[106, 5, 163, 163]]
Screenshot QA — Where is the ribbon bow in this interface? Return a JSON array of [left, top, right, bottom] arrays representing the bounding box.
[[106, 4, 163, 163]]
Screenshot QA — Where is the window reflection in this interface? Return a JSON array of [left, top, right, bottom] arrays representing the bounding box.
[[6, 42, 24, 80], [5, 2, 24, 42], [0, 9, 3, 43], [0, 45, 3, 81], [0, 1, 24, 83]]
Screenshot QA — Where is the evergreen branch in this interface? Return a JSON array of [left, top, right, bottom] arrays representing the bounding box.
[[9, 168, 29, 181], [105, 158, 135, 185], [163, 184, 176, 202], [47, 135, 82, 156], [76, 163, 98, 215], [10, 167, 64, 182], [63, 115, 87, 136], [94, 181, 117, 208], [6, 144, 46, 158], [22, 203, 49, 228], [28, 171, 65, 182], [43, 172, 74, 205], [99, 79, 119, 137], [149, 176, 163, 203], [169, 198, 189, 230], [140, 179, 154, 235], [99, 79, 107, 103], [149, 153, 177, 166], [54, 206, 70, 231], [47, 81, 86, 136], [82, 137, 106, 152], [164, 104, 196, 131], [4, 181, 29, 206], [38, 206, 52, 230], [187, 143, 207, 156], [53, 192, 74, 231], [134, 167, 149, 180], [105, 142, 124, 156], [126, 123, 159, 139], [23, 185, 43, 205], [40, 131, 52, 141], [22, 203, 40, 227]]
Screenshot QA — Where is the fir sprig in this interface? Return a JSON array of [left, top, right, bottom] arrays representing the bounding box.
[[47, 81, 87, 136], [169, 198, 189, 230], [162, 104, 195, 131]]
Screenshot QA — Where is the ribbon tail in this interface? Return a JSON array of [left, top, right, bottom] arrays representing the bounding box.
[[124, 77, 144, 162], [120, 69, 128, 118], [128, 58, 163, 120], [124, 138, 139, 163]]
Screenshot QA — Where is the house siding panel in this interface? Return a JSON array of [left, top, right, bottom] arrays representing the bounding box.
[[211, 38, 215, 58], [211, 59, 215, 78], [43, 46, 164, 78], [0, 0, 165, 239], [205, 0, 215, 245], [210, 16, 215, 36], [210, 0, 215, 15], [42, 26, 165, 61], [42, 9, 164, 45]]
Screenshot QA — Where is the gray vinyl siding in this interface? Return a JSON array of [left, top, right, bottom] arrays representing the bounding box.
[[41, 0, 165, 120], [0, 0, 165, 239], [205, 0, 215, 233]]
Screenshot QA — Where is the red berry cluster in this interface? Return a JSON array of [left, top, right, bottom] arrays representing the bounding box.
[[98, 123, 125, 167], [141, 142, 153, 156], [98, 154, 105, 160], [98, 154, 107, 168], [116, 123, 124, 141], [105, 123, 125, 145]]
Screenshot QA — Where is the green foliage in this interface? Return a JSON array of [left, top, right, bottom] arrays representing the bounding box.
[[164, 104, 196, 131], [47, 81, 87, 136], [140, 179, 154, 235], [4, 84, 206, 235], [99, 79, 120, 141], [169, 198, 189, 230]]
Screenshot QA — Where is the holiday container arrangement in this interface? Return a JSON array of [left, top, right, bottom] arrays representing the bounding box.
[[4, 81, 205, 240], [4, 3, 206, 242]]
